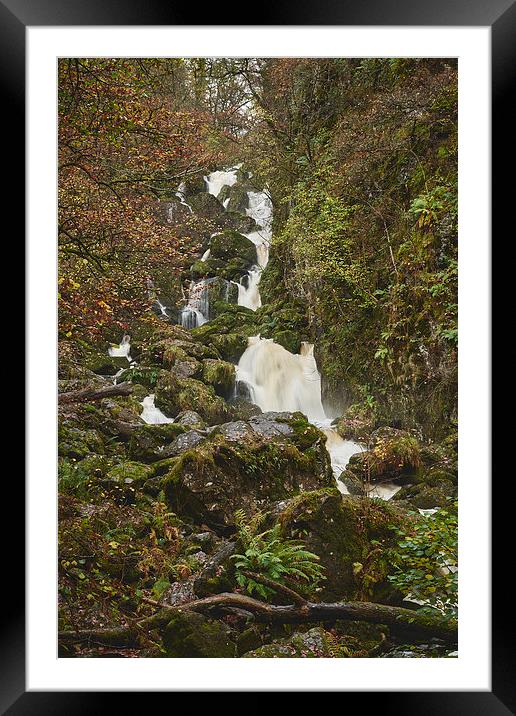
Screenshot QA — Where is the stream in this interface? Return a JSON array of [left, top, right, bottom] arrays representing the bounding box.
[[114, 166, 401, 500]]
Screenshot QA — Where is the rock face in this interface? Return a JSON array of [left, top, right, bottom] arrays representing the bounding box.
[[162, 412, 335, 531]]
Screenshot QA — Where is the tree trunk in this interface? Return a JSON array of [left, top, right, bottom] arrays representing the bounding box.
[[58, 381, 133, 404], [59, 594, 457, 647]]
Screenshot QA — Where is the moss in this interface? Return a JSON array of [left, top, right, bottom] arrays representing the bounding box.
[[58, 424, 106, 459], [155, 372, 229, 425], [106, 461, 154, 485], [127, 423, 186, 461], [201, 358, 235, 397], [210, 229, 256, 265], [277, 491, 406, 601], [161, 424, 334, 527], [163, 610, 236, 658]]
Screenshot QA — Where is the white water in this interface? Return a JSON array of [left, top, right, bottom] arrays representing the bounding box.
[[236, 268, 262, 310], [181, 280, 209, 329], [204, 168, 238, 198], [175, 182, 193, 213], [236, 336, 397, 496], [200, 248, 211, 262], [108, 334, 132, 362], [235, 188, 273, 310], [140, 394, 174, 424]]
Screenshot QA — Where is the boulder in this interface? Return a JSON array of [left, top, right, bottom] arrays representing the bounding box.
[[162, 413, 335, 530], [175, 410, 206, 430], [162, 610, 236, 658], [127, 423, 186, 462], [343, 429, 422, 486], [188, 192, 225, 221], [274, 490, 408, 601], [155, 371, 230, 425], [201, 358, 235, 397], [58, 424, 106, 460], [242, 628, 335, 658], [106, 461, 154, 485], [210, 229, 256, 266]]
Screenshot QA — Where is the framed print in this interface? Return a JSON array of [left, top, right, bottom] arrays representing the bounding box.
[[4, 0, 512, 709]]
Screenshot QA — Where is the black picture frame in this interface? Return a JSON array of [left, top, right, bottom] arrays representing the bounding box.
[[6, 0, 512, 710]]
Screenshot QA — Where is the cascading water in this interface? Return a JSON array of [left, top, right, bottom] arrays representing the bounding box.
[[175, 182, 193, 214], [180, 280, 209, 329], [140, 394, 174, 424], [235, 189, 272, 310], [108, 334, 132, 362], [204, 167, 238, 198], [236, 336, 367, 493]]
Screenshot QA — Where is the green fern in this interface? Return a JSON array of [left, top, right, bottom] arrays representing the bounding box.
[[231, 512, 325, 600]]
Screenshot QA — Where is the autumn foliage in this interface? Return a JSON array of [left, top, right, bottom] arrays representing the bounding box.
[[58, 59, 221, 340]]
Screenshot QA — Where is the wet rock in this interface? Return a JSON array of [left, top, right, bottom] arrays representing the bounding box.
[[222, 212, 259, 234], [228, 396, 263, 421], [344, 429, 422, 486], [209, 229, 257, 266], [188, 192, 225, 221], [175, 410, 206, 430], [201, 358, 235, 398], [160, 430, 206, 459], [127, 423, 186, 462], [155, 371, 230, 425]]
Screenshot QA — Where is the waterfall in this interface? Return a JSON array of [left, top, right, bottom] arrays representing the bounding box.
[[236, 336, 365, 491], [180, 280, 209, 329], [175, 182, 193, 213], [140, 394, 174, 424], [108, 334, 132, 362], [235, 268, 262, 310], [204, 167, 239, 198], [200, 248, 211, 262], [235, 188, 273, 311]]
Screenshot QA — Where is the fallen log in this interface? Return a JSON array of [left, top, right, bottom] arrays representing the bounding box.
[[58, 381, 133, 405], [59, 592, 457, 647]]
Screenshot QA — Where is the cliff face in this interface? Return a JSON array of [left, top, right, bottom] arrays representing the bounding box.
[[257, 59, 458, 439]]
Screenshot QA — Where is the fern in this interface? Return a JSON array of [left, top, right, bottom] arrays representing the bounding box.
[[231, 513, 325, 600]]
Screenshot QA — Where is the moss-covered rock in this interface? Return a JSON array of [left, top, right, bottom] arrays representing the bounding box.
[[106, 461, 154, 485], [58, 423, 106, 459], [188, 191, 225, 221], [242, 628, 335, 658], [344, 429, 422, 486], [275, 490, 407, 601], [221, 212, 258, 234], [155, 371, 230, 425], [162, 415, 334, 529], [224, 183, 250, 213], [127, 423, 187, 462], [163, 610, 236, 657], [210, 229, 256, 266], [201, 359, 235, 397], [336, 403, 378, 442]]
